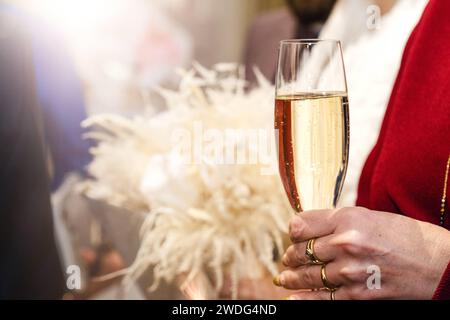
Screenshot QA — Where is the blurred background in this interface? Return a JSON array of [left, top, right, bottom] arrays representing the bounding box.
[[0, 0, 428, 300]]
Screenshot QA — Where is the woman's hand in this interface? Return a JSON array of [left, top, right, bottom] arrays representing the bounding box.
[[274, 207, 450, 300]]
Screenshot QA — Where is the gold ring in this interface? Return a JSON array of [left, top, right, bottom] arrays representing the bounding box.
[[330, 290, 336, 300], [320, 264, 339, 291], [305, 238, 323, 265]]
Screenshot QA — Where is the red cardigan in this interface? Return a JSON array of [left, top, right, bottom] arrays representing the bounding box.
[[356, 0, 450, 299]]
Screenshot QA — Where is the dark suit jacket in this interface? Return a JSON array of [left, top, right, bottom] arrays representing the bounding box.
[[0, 11, 64, 299]]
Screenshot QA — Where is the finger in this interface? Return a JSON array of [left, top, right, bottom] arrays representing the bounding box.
[[276, 263, 342, 290], [289, 209, 338, 243], [287, 288, 350, 300], [282, 234, 338, 267]]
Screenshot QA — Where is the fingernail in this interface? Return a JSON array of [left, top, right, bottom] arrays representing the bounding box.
[[273, 275, 284, 287], [272, 275, 281, 287], [273, 275, 281, 286]]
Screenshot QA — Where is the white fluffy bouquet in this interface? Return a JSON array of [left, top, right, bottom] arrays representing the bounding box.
[[80, 63, 291, 299]]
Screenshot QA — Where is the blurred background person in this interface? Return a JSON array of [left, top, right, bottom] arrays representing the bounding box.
[[0, 8, 64, 299], [244, 0, 337, 85]]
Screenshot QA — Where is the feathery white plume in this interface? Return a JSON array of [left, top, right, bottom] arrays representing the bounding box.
[[79, 64, 291, 299]]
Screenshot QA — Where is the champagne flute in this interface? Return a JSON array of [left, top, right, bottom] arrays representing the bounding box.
[[274, 39, 349, 212]]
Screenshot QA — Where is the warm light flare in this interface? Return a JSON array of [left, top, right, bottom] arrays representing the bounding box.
[[23, 0, 118, 33]]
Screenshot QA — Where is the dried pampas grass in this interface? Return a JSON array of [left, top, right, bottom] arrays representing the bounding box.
[[80, 64, 291, 299]]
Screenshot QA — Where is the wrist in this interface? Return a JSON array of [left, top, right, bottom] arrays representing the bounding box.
[[433, 226, 450, 268], [425, 223, 450, 295]]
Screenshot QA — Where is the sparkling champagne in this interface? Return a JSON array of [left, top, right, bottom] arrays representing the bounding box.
[[275, 93, 349, 212]]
